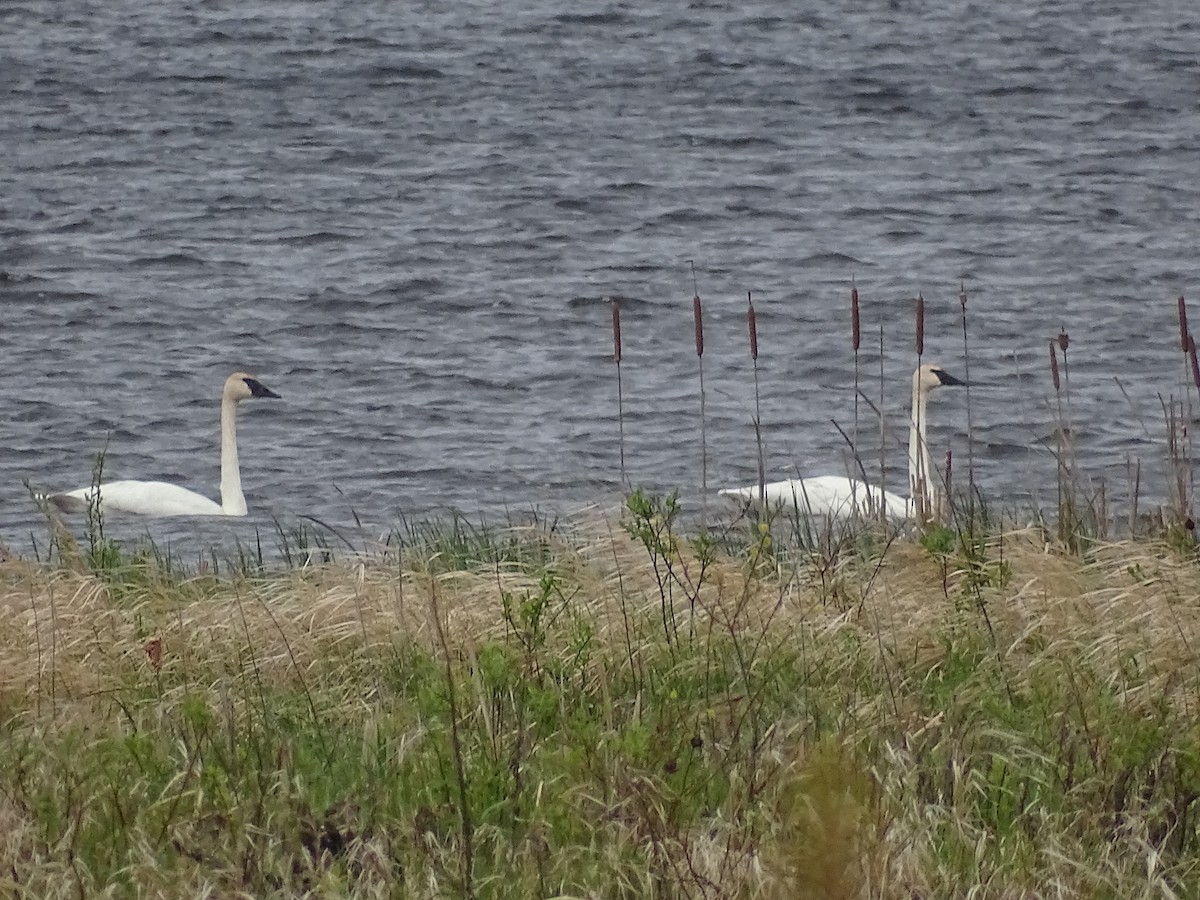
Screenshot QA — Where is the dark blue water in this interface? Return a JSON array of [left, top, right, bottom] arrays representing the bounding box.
[[3, 0, 1199, 552]]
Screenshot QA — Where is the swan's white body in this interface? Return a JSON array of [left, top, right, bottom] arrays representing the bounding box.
[[719, 364, 963, 521], [733, 475, 914, 521], [46, 372, 280, 518]]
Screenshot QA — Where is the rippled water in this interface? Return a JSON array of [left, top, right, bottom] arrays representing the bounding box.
[[2, 0, 1199, 552]]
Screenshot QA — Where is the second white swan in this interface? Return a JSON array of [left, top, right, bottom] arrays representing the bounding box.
[[718, 363, 964, 521], [45, 371, 281, 517]]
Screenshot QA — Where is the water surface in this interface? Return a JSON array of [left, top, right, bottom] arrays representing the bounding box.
[[3, 0, 1199, 552]]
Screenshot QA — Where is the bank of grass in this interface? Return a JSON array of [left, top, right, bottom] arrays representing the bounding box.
[[1, 495, 1199, 898]]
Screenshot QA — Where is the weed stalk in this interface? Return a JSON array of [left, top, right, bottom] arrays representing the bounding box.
[[690, 262, 707, 528]]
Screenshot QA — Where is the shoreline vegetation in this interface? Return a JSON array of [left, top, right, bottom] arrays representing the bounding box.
[[4, 287, 1199, 897], [1, 489, 1199, 898]]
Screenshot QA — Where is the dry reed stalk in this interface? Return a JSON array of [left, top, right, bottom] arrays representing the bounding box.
[[1187, 333, 1200, 519], [1127, 453, 1140, 537], [428, 576, 475, 899], [944, 449, 952, 521], [878, 326, 887, 517], [748, 292, 765, 503], [959, 283, 976, 524], [851, 279, 861, 460], [1049, 339, 1070, 538], [914, 295, 927, 519], [1179, 297, 1195, 520], [690, 262, 707, 526], [1058, 328, 1073, 437], [611, 298, 626, 488]]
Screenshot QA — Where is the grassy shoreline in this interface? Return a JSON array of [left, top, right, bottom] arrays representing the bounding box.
[[2, 497, 1199, 898]]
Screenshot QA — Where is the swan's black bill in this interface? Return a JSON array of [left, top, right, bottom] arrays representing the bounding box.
[[935, 369, 966, 387], [244, 378, 281, 399]]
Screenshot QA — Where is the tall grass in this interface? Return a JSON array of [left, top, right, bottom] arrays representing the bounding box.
[[5, 493, 1200, 897]]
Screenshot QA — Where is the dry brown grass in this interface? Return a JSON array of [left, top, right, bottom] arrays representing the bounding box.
[[0, 513, 1198, 897]]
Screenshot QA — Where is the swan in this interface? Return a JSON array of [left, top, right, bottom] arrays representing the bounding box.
[[45, 372, 280, 517], [718, 363, 964, 521]]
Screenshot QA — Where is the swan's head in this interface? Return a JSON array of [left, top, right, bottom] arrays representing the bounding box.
[[914, 364, 965, 394], [224, 371, 281, 402]]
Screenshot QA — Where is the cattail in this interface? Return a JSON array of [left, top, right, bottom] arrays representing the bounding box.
[[851, 280, 861, 351], [916, 293, 925, 357], [747, 292, 758, 360], [1189, 334, 1200, 391], [1049, 339, 1061, 391], [958, 281, 976, 527], [689, 262, 707, 525], [612, 297, 626, 487], [1058, 329, 1070, 352], [611, 299, 621, 363], [748, 291, 765, 503], [1180, 295, 1190, 352]]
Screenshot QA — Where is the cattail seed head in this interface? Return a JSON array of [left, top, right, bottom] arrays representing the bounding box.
[[1190, 334, 1200, 391], [1049, 340, 1061, 391], [693, 293, 704, 357], [1179, 295, 1190, 353], [1057, 329, 1070, 352], [747, 292, 758, 361], [945, 448, 953, 498], [611, 299, 621, 363], [959, 282, 967, 309], [851, 282, 861, 352], [916, 293, 925, 357]]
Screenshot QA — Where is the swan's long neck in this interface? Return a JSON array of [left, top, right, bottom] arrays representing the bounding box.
[[907, 374, 933, 519], [219, 396, 247, 516]]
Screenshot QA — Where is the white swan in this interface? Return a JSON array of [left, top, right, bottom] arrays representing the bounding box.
[[45, 372, 280, 517], [719, 363, 964, 521]]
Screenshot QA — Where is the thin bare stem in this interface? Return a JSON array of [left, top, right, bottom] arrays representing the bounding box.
[[852, 278, 861, 465], [612, 298, 627, 488], [1058, 328, 1072, 437], [430, 579, 475, 898], [1188, 334, 1200, 518], [1049, 340, 1069, 541], [959, 284, 976, 525], [1180, 297, 1195, 521], [914, 294, 927, 519], [690, 262, 707, 527], [748, 292, 765, 503], [944, 448, 953, 520], [878, 325, 886, 521]]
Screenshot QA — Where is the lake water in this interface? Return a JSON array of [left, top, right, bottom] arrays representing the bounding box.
[[3, 0, 1199, 555]]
